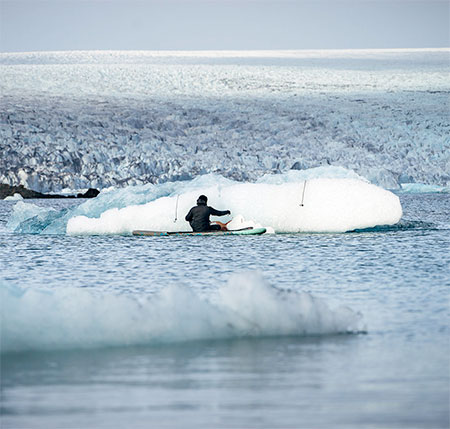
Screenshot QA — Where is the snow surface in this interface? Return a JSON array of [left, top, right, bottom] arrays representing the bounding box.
[[1, 271, 365, 352], [1, 49, 449, 192]]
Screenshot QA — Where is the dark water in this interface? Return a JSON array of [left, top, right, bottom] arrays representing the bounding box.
[[1, 193, 449, 428]]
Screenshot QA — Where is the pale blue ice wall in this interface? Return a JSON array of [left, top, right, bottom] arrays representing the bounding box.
[[1, 50, 448, 193]]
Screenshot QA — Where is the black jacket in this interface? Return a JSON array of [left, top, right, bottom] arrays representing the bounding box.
[[185, 202, 230, 232]]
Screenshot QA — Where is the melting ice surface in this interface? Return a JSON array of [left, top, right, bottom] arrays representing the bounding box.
[[0, 271, 364, 353], [6, 168, 402, 235]]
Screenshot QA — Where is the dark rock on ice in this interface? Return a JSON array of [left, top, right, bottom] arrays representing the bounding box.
[[0, 184, 49, 199], [1, 184, 100, 199], [77, 188, 100, 198]]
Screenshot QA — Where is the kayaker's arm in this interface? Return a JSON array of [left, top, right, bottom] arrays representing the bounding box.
[[209, 207, 231, 217]]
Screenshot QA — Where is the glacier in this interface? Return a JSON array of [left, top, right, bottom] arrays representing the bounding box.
[[0, 49, 449, 193]]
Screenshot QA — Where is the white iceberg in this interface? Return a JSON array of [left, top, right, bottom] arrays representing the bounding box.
[[66, 177, 402, 235], [4, 193, 23, 201]]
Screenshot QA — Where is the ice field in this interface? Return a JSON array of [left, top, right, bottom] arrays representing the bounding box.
[[1, 49, 449, 193]]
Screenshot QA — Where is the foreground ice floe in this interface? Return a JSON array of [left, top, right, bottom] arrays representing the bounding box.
[[0, 271, 366, 353], [1, 49, 449, 192]]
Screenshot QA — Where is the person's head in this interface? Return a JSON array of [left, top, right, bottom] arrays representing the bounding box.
[[197, 195, 207, 205]]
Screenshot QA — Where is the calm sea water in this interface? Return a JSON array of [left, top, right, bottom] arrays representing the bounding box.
[[1, 193, 449, 429]]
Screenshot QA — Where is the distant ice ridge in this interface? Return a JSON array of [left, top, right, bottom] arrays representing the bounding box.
[[0, 271, 365, 353], [1, 49, 449, 192], [6, 169, 402, 235], [399, 183, 450, 193]]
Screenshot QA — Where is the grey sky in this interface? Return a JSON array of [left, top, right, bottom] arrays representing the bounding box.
[[1, 0, 448, 52]]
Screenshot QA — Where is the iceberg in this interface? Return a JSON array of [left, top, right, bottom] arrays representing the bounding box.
[[3, 193, 23, 201], [7, 171, 402, 235], [1, 271, 365, 353], [65, 173, 402, 235], [399, 183, 449, 193]]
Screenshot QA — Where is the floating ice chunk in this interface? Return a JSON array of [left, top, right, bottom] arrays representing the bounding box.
[[400, 183, 449, 193], [0, 271, 365, 353], [4, 193, 23, 201], [6, 201, 57, 232], [66, 177, 402, 235], [226, 214, 275, 233], [227, 214, 259, 231]]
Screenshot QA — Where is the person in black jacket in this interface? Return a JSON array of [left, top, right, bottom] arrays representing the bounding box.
[[185, 195, 231, 232]]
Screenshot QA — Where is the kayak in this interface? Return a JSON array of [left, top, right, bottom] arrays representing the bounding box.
[[132, 227, 266, 236]]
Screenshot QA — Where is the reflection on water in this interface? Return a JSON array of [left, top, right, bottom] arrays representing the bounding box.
[[2, 335, 447, 429]]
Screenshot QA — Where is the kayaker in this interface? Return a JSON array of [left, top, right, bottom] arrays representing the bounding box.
[[185, 195, 231, 232]]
